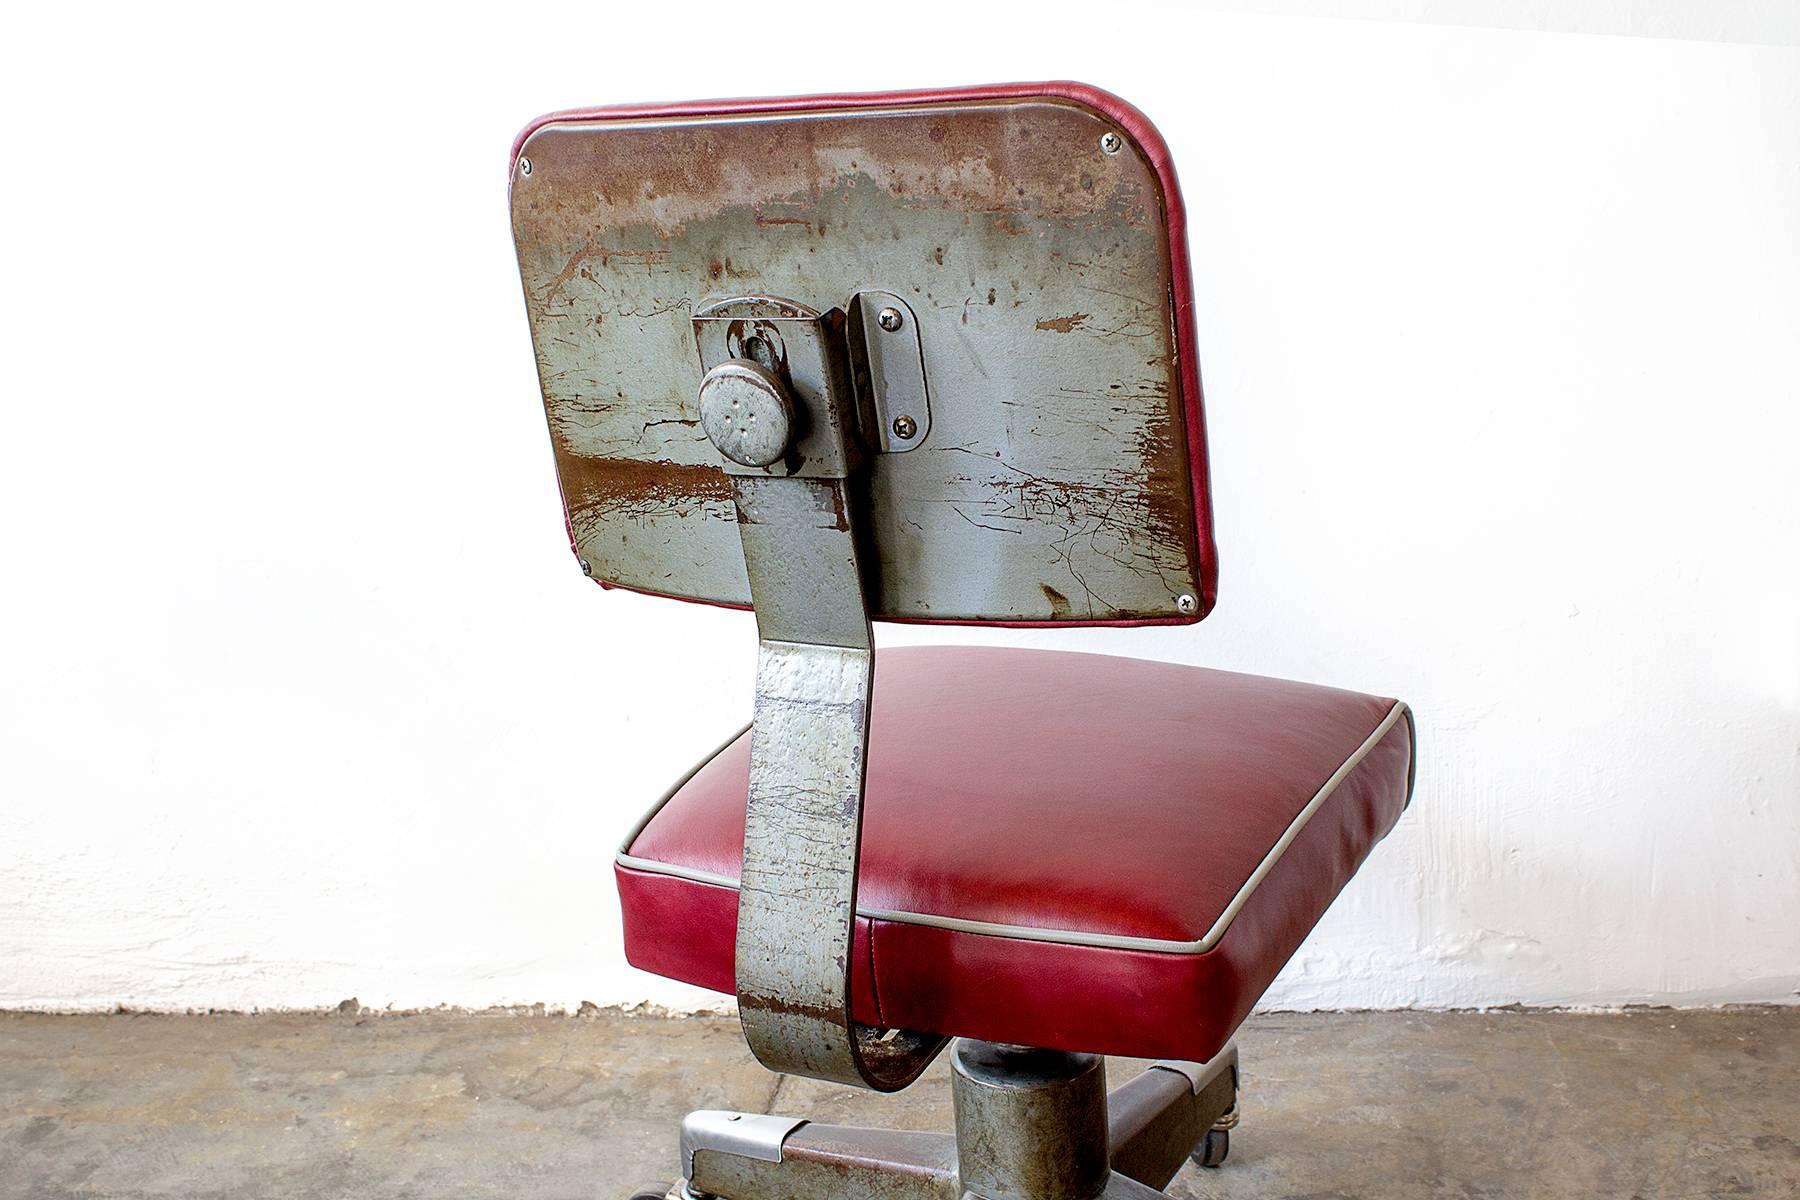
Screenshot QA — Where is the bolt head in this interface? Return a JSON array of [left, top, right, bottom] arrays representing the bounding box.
[[578, 558, 592, 576], [876, 306, 903, 332], [892, 414, 918, 441], [518, 155, 533, 177], [1176, 593, 1198, 615], [1099, 132, 1123, 155]]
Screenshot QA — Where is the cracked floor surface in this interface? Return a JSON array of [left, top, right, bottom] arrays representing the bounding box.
[[2, 1007, 1796, 1198]]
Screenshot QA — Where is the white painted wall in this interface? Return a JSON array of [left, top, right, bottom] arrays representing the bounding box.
[[3, 3, 1797, 1015]]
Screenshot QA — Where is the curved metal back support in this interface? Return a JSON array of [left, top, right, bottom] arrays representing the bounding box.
[[510, 85, 1213, 1090], [706, 300, 946, 1086]]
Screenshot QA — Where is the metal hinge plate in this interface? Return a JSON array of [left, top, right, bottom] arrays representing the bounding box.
[[849, 290, 931, 453]]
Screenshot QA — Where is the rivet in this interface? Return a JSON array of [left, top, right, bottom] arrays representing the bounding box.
[[876, 307, 903, 332], [578, 558, 592, 576], [892, 414, 917, 440], [1099, 132, 1123, 155], [1176, 593, 1197, 614], [518, 156, 533, 177]]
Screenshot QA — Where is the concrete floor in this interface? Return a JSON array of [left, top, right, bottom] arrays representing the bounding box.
[[1, 1008, 1795, 1199]]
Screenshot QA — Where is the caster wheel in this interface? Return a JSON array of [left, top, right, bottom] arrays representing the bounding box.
[[626, 1183, 674, 1200], [1192, 1127, 1230, 1169]]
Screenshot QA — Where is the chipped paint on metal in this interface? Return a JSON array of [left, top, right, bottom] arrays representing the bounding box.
[[730, 481, 944, 1091], [511, 98, 1201, 622]]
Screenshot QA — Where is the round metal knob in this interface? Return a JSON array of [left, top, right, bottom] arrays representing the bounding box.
[[697, 359, 794, 468]]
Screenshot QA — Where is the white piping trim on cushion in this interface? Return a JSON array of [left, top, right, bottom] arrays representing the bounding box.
[[615, 701, 1414, 956], [615, 722, 753, 857]]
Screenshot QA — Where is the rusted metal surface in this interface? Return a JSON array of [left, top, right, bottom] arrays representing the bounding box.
[[952, 1041, 1111, 1200], [692, 1124, 959, 1200], [732, 634, 878, 1081], [512, 97, 1201, 623], [692, 298, 861, 480], [695, 299, 945, 1090], [673, 1038, 1237, 1198], [1107, 1048, 1238, 1189], [729, 498, 944, 1089]]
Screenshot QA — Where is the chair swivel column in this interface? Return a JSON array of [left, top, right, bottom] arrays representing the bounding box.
[[952, 1041, 1111, 1200]]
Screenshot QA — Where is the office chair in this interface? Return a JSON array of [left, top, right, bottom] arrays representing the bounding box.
[[510, 82, 1416, 1199]]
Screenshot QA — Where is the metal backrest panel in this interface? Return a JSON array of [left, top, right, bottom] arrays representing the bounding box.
[[511, 83, 1215, 625]]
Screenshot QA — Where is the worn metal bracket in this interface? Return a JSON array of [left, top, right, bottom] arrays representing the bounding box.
[[692, 296, 862, 478], [677, 1039, 1246, 1199], [680, 1110, 808, 1178], [847, 291, 931, 452], [692, 296, 949, 1092]]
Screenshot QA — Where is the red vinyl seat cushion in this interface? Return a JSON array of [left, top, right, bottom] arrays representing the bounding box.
[[616, 646, 1415, 1063]]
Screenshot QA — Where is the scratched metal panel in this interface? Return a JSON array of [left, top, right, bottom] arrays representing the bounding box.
[[511, 98, 1201, 623]]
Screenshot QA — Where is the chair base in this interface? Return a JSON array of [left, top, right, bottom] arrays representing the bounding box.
[[661, 1039, 1239, 1200]]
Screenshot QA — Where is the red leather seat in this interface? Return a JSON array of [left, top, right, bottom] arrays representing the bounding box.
[[616, 646, 1415, 1064]]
